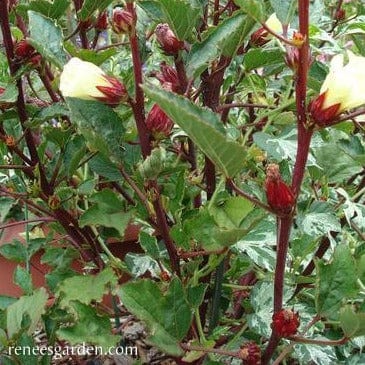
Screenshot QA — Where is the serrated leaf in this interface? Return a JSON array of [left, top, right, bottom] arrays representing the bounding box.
[[0, 83, 17, 103], [66, 98, 125, 161], [315, 245, 359, 317], [57, 301, 117, 348], [6, 288, 48, 338], [156, 0, 201, 40], [244, 48, 284, 71], [235, 0, 265, 22], [63, 42, 117, 65], [299, 212, 341, 236], [209, 196, 254, 229], [57, 268, 117, 307], [119, 278, 192, 356], [0, 240, 27, 263], [124, 253, 160, 277], [139, 231, 160, 259], [340, 306, 365, 338], [21, 0, 71, 19], [31, 103, 70, 124], [143, 85, 246, 177], [186, 13, 255, 78], [79, 189, 132, 236], [28, 11, 67, 68], [269, 0, 296, 24], [14, 266, 33, 295], [78, 0, 113, 21], [88, 154, 123, 181]]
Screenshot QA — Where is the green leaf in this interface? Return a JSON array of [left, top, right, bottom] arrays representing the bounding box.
[[138, 1, 165, 20], [340, 305, 365, 338], [0, 83, 17, 103], [299, 212, 341, 237], [187, 284, 207, 309], [6, 288, 48, 338], [124, 253, 160, 277], [88, 154, 123, 181], [57, 268, 118, 307], [30, 102, 69, 124], [269, 0, 296, 24], [66, 98, 125, 162], [64, 42, 117, 65], [28, 11, 67, 68], [244, 48, 284, 71], [0, 240, 27, 263], [209, 196, 254, 229], [78, 0, 113, 21], [139, 231, 160, 259], [0, 296, 17, 310], [14, 266, 33, 295], [235, 0, 265, 22], [57, 301, 117, 348], [0, 197, 14, 224], [119, 278, 192, 356], [20, 0, 71, 19], [186, 13, 255, 78], [79, 189, 132, 236], [143, 85, 246, 177], [156, 0, 201, 40], [315, 245, 359, 318]]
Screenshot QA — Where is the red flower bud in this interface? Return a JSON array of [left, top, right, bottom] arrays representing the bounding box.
[[155, 23, 185, 55], [95, 11, 108, 31], [238, 342, 261, 365], [155, 62, 182, 93], [79, 18, 93, 31], [112, 7, 134, 34], [250, 27, 270, 47], [265, 164, 294, 215], [335, 8, 346, 21], [271, 308, 300, 337], [14, 39, 36, 59], [146, 104, 174, 138]]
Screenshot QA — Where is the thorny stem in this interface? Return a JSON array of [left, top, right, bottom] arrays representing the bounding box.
[[263, 2, 311, 363]]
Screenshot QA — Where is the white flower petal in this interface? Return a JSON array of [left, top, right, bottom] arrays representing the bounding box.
[[265, 13, 283, 34], [321, 51, 365, 112], [59, 58, 111, 100]]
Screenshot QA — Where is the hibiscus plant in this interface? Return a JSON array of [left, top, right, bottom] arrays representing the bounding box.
[[0, 0, 365, 364]]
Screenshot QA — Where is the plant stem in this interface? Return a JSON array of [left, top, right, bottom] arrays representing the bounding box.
[[126, 1, 180, 276], [263, 2, 311, 363], [126, 2, 151, 159]]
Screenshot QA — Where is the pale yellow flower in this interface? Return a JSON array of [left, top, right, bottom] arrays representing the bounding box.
[[309, 51, 365, 126], [320, 51, 365, 112], [265, 13, 283, 34], [59, 58, 126, 106]]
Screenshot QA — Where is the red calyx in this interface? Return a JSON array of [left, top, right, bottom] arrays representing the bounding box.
[[156, 62, 182, 93], [155, 23, 185, 56], [112, 8, 134, 34], [95, 11, 108, 31], [146, 104, 174, 138], [95, 76, 128, 106], [249, 27, 270, 47], [238, 342, 261, 365], [271, 308, 300, 337], [308, 92, 341, 127], [265, 164, 294, 215], [14, 39, 36, 59]]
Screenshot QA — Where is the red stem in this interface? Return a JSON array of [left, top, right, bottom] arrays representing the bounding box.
[[263, 2, 311, 363]]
